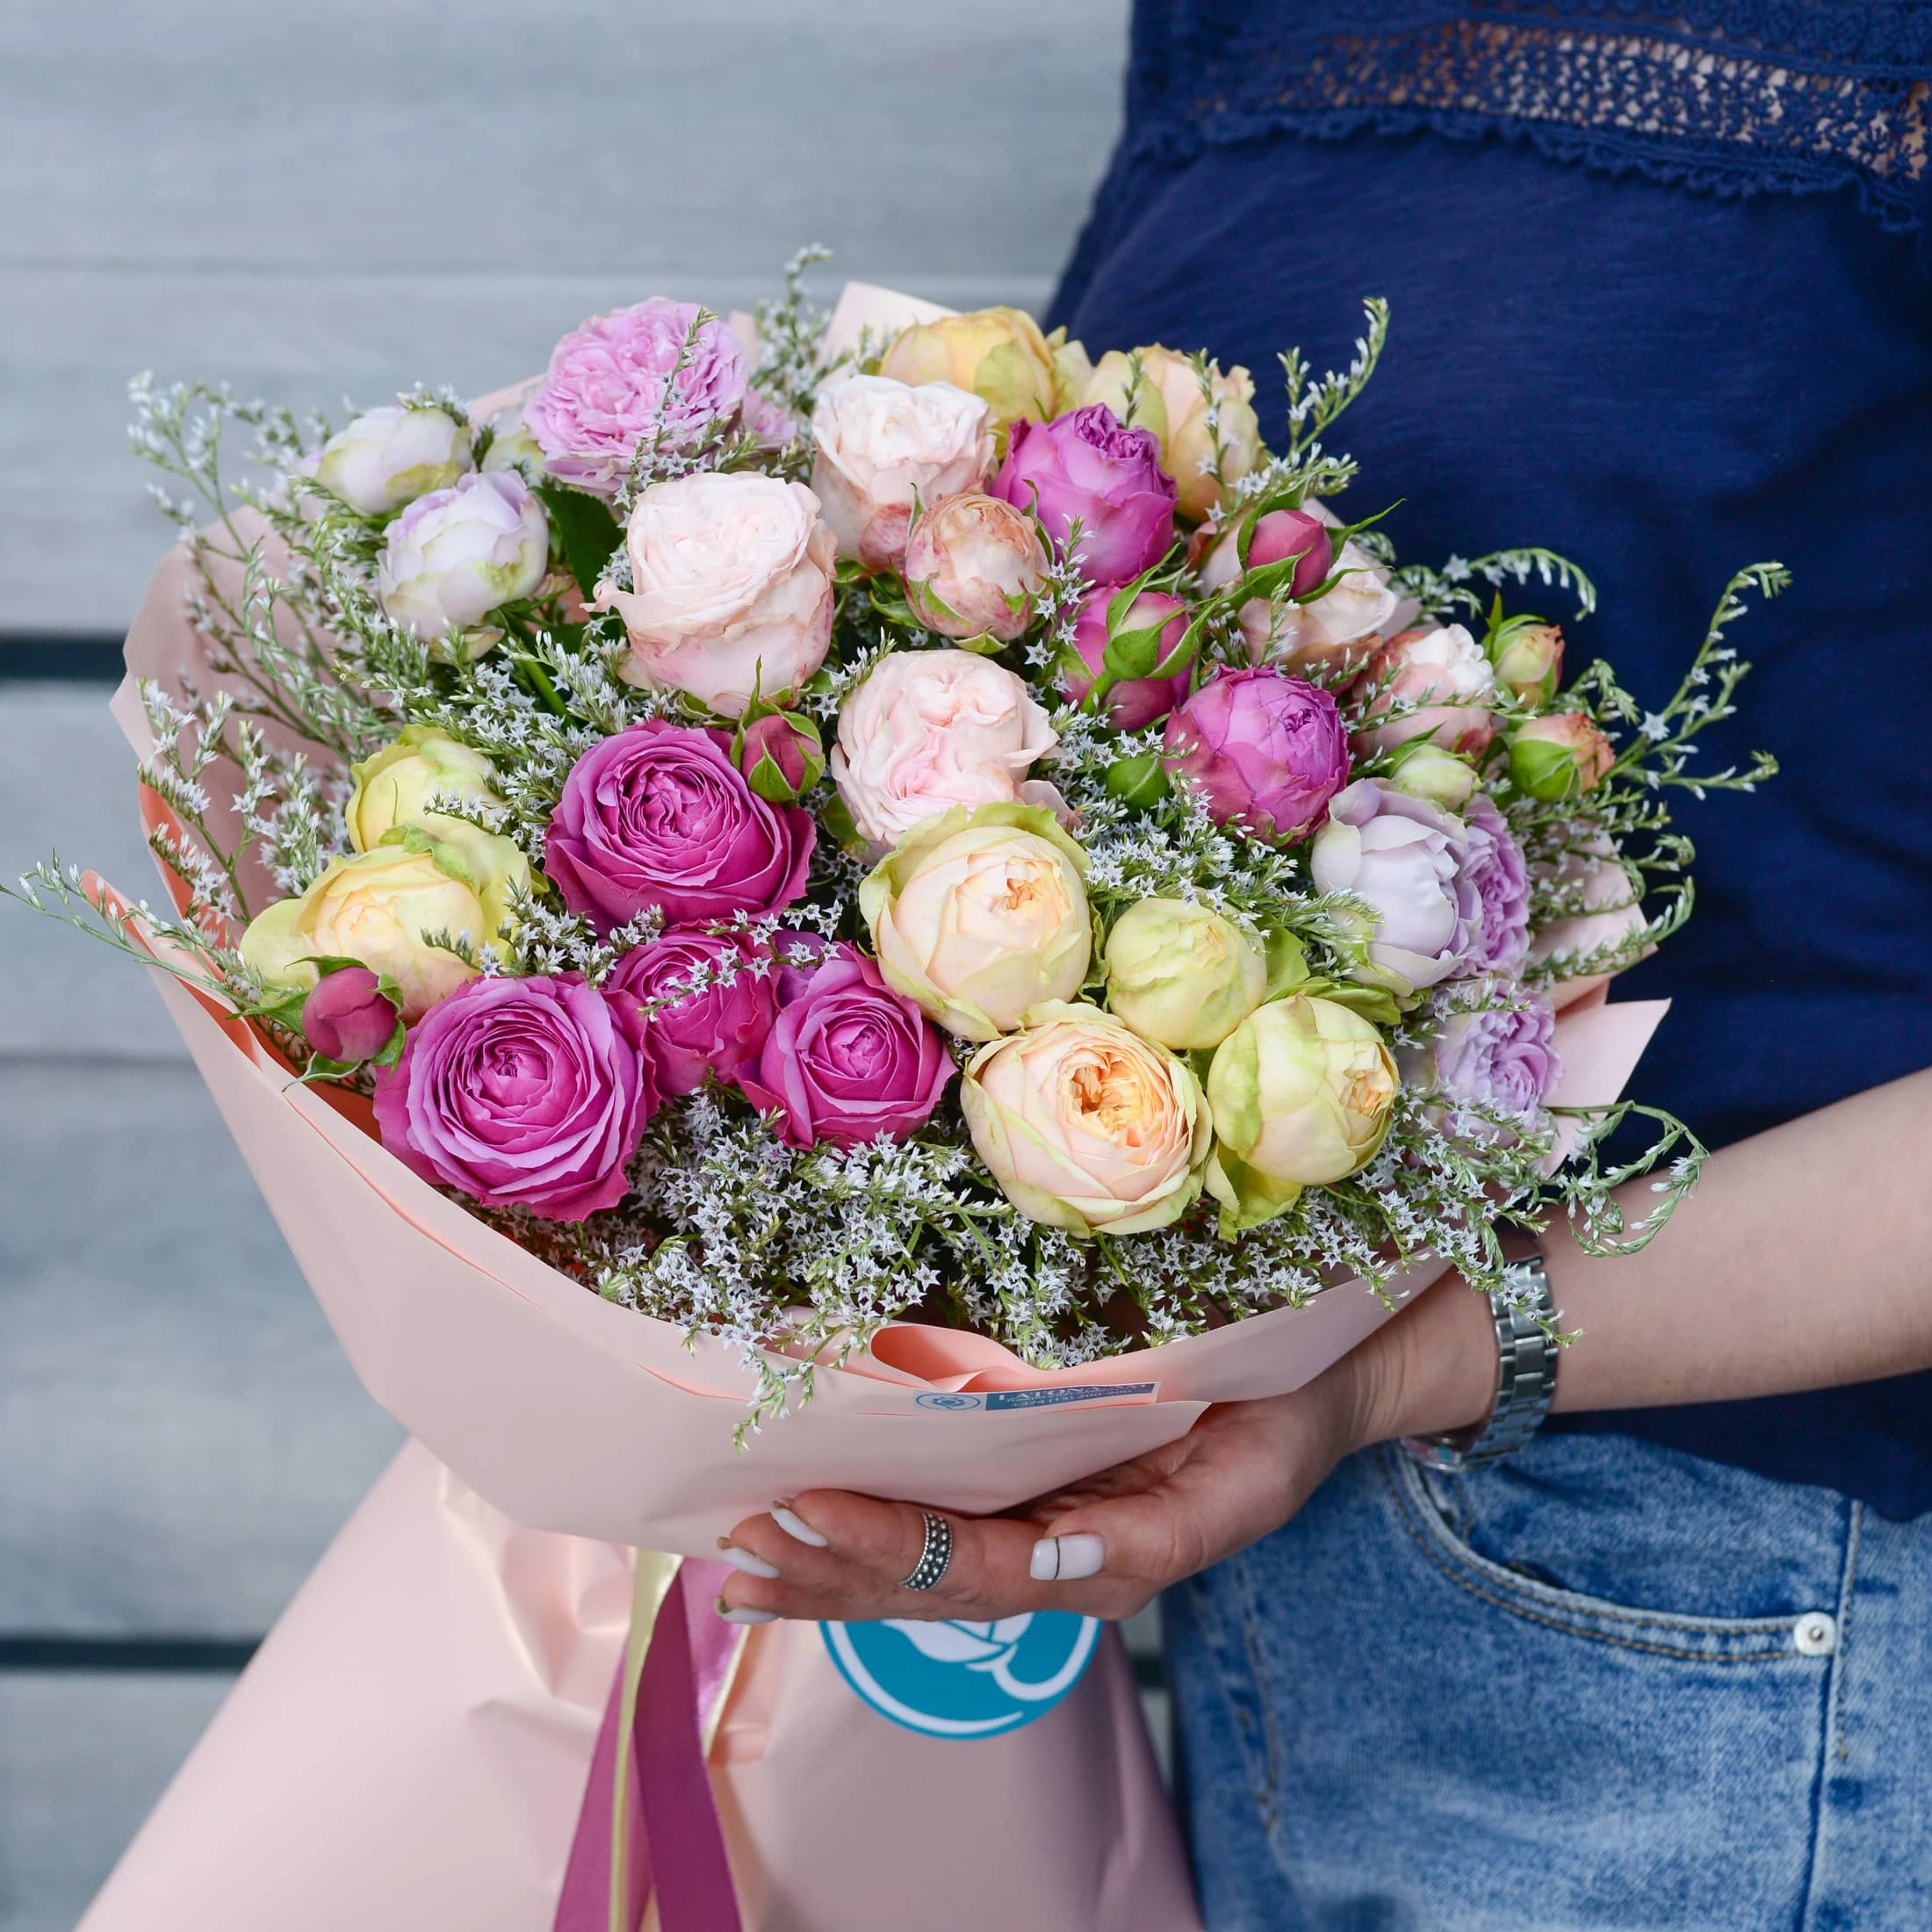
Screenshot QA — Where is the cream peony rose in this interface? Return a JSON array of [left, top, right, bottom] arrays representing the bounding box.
[[376, 472, 550, 645], [596, 472, 836, 717], [239, 836, 529, 1021], [313, 404, 472, 516], [1081, 346, 1262, 520], [831, 648, 1057, 850], [861, 804, 1091, 1041], [962, 1003, 1211, 1234], [1205, 995, 1397, 1233], [1352, 624, 1499, 760], [876, 307, 1060, 429], [809, 375, 992, 571], [346, 725, 516, 898]]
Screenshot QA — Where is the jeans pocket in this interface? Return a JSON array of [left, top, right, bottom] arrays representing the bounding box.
[[1383, 1441, 1841, 1664]]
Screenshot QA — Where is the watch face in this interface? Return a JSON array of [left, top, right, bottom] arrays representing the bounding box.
[[820, 1611, 1101, 1737]]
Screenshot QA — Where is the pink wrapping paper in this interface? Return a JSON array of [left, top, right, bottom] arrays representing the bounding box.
[[77, 1442, 1200, 1932], [106, 521, 1669, 1551]]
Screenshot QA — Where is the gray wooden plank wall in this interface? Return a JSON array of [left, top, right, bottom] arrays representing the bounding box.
[[0, 4, 1137, 1927]]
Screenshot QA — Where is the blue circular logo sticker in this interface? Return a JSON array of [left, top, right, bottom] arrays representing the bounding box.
[[821, 1613, 1101, 1738]]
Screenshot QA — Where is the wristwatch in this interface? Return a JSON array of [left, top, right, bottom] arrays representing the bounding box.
[[1401, 1231, 1559, 1474]]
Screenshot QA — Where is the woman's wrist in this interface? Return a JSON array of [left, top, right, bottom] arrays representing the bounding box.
[[1338, 1272, 1503, 1453]]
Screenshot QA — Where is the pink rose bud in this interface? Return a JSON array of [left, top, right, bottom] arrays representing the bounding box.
[[1352, 624, 1499, 760], [1510, 712, 1615, 799], [903, 490, 1047, 643], [1200, 507, 1333, 600], [1162, 666, 1351, 844], [300, 966, 400, 1065], [734, 710, 825, 804], [1489, 617, 1565, 707], [1059, 586, 1193, 730]]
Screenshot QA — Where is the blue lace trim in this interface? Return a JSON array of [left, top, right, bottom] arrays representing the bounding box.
[[1126, 4, 1932, 234]]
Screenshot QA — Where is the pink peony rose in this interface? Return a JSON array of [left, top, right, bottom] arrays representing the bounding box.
[[903, 491, 1047, 644], [604, 927, 777, 1097], [371, 974, 656, 1222], [1352, 624, 1499, 760], [1162, 667, 1350, 843], [523, 299, 747, 496], [809, 376, 991, 572], [739, 944, 953, 1150], [595, 473, 836, 717], [989, 404, 1177, 586], [544, 720, 814, 933], [1058, 585, 1193, 731], [831, 649, 1057, 850]]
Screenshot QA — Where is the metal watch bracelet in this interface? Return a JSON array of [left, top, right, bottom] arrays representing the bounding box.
[[1401, 1234, 1559, 1474]]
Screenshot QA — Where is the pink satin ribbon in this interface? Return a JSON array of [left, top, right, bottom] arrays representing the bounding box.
[[554, 1558, 742, 1932]]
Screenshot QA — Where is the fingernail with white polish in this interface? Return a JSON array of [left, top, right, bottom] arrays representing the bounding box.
[[1030, 1533, 1107, 1582], [714, 1597, 779, 1625], [770, 1503, 830, 1548], [717, 1544, 782, 1580]]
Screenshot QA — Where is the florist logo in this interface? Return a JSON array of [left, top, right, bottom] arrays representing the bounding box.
[[821, 1612, 1101, 1738]]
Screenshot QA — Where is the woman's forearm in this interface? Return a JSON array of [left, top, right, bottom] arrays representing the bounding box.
[[1357, 1063, 1932, 1445]]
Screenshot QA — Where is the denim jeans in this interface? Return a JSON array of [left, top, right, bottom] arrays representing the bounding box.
[[1164, 1431, 1932, 1930]]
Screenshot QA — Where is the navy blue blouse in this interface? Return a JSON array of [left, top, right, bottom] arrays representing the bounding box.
[[1052, 3, 1932, 1516]]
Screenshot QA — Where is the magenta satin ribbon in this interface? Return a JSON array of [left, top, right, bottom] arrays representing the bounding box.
[[554, 1558, 742, 1932]]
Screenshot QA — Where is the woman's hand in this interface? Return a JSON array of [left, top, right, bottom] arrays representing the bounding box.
[[713, 1348, 1401, 1626]]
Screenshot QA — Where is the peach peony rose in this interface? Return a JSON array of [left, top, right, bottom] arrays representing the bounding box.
[[1081, 346, 1262, 521], [831, 648, 1057, 850], [861, 804, 1091, 1041], [1352, 624, 1500, 760], [962, 1003, 1211, 1235], [809, 375, 992, 572], [595, 472, 836, 717], [903, 490, 1046, 643]]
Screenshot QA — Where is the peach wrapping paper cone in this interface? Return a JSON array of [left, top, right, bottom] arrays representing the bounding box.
[[76, 1441, 1200, 1932]]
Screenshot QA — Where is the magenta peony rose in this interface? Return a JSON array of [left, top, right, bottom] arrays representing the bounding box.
[[1059, 586, 1193, 730], [1461, 793, 1532, 975], [544, 721, 813, 933], [300, 966, 399, 1065], [989, 404, 1177, 585], [739, 943, 953, 1150], [371, 974, 656, 1222], [1162, 667, 1350, 842], [603, 927, 777, 1098], [523, 299, 748, 497]]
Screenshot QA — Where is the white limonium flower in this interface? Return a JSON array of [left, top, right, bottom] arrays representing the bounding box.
[[376, 472, 550, 643], [314, 403, 473, 516]]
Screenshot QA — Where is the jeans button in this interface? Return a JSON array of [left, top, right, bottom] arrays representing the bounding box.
[[1793, 1611, 1837, 1656]]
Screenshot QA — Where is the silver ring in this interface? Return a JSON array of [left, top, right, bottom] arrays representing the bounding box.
[[899, 1511, 953, 1592]]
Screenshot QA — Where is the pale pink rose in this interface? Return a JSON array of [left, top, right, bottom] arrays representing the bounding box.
[[1530, 844, 1653, 1011], [595, 473, 835, 717], [962, 1004, 1210, 1235], [831, 649, 1057, 850], [1352, 624, 1499, 759], [810, 376, 992, 571], [904, 491, 1046, 643]]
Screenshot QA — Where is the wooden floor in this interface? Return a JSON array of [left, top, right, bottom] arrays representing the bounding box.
[[0, 3, 1142, 1925]]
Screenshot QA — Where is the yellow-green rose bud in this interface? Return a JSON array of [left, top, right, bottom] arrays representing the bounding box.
[[1381, 737, 1481, 811], [876, 308, 1059, 429], [860, 803, 1091, 1041], [1489, 617, 1565, 708], [1509, 712, 1614, 800], [240, 836, 529, 1020], [1103, 898, 1267, 1050], [1205, 994, 1398, 1235], [347, 725, 501, 860]]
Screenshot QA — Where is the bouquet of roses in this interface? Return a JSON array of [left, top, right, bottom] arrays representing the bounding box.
[[15, 259, 1777, 1453]]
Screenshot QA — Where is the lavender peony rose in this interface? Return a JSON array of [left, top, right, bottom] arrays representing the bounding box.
[[1424, 997, 1563, 1121], [604, 927, 776, 1097], [523, 299, 748, 496], [371, 974, 656, 1222], [1161, 667, 1350, 842], [1461, 793, 1532, 975], [989, 404, 1177, 586], [1308, 778, 1480, 994], [739, 944, 953, 1150], [544, 721, 813, 933]]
